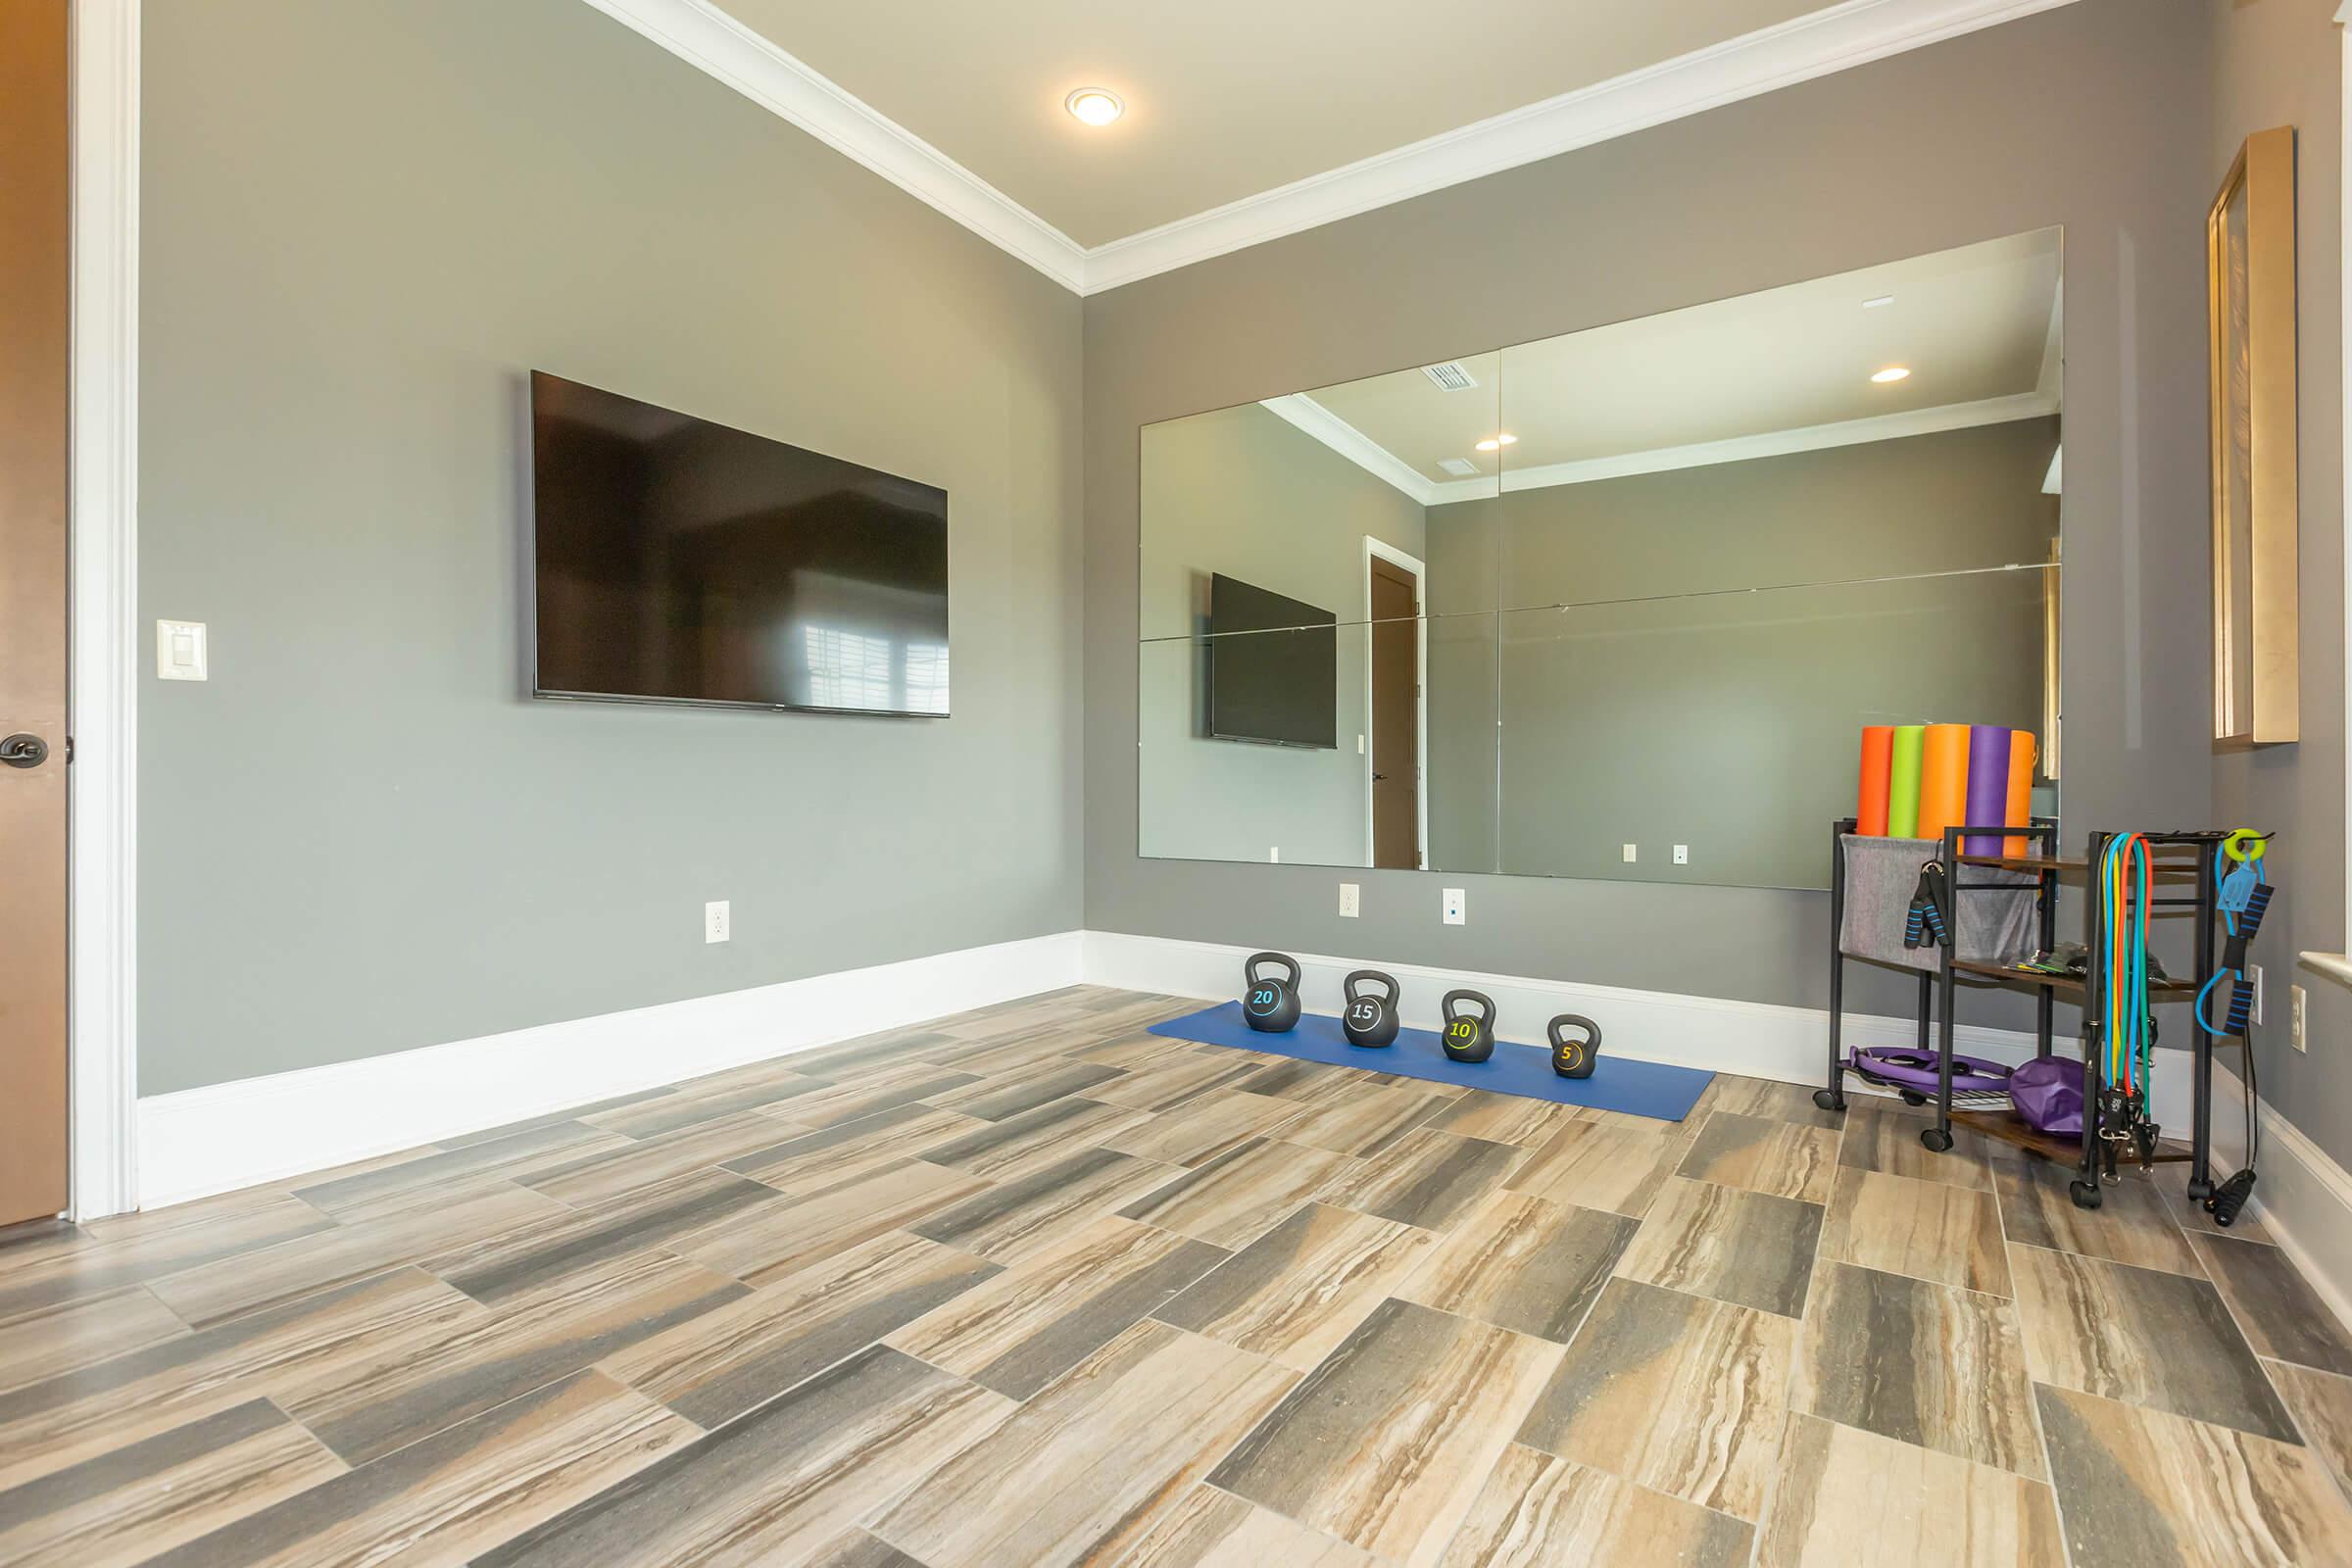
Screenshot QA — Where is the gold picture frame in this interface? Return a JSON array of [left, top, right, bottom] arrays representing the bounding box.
[[2209, 125, 2299, 746]]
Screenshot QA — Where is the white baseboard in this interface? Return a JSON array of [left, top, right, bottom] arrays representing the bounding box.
[[133, 920, 2352, 1346], [136, 930, 1085, 1208]]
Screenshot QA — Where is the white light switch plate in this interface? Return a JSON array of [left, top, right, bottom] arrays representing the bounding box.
[[1622, 844, 1638, 863], [1443, 887, 1466, 925], [1339, 883, 1360, 918], [157, 619, 208, 681], [705, 901, 730, 944]]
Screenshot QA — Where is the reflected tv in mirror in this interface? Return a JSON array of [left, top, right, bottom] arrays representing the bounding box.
[[1207, 573, 1337, 749], [531, 371, 949, 715]]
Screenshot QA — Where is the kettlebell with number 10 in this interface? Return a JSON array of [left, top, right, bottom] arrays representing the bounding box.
[[1440, 990, 1496, 1063]]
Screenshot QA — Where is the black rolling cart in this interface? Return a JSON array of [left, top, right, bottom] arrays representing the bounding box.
[[1820, 820, 2231, 1211]]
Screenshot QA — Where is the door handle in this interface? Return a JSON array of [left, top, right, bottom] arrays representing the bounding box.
[[1372, 772, 1389, 781], [1, 734, 50, 769]]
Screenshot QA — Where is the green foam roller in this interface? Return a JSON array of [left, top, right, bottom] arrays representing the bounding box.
[[1886, 724, 1925, 838]]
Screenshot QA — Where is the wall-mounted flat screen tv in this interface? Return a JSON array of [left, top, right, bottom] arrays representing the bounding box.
[[531, 371, 949, 715], [1207, 572, 1337, 749]]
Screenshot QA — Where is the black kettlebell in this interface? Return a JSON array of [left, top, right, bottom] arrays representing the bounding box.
[[1342, 970, 1401, 1049], [1440, 990, 1496, 1063], [1242, 953, 1302, 1032], [1548, 1014, 1601, 1079]]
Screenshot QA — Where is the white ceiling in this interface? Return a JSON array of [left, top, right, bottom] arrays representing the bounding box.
[[1285, 228, 2061, 503], [583, 0, 2084, 292], [716, 0, 1829, 248]]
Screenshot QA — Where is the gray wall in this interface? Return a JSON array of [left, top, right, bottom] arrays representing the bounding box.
[[2208, 0, 2352, 1164], [139, 0, 1085, 1094], [1138, 403, 1427, 866], [1423, 419, 2059, 886], [1084, 0, 2215, 1034]]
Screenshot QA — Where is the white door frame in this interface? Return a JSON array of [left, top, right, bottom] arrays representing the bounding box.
[[67, 0, 141, 1220], [1361, 537, 1429, 870]]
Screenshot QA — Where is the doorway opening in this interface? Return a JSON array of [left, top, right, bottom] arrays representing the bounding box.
[[1364, 539, 1426, 870]]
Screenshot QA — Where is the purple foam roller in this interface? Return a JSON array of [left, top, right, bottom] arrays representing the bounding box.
[[1962, 724, 2012, 856]]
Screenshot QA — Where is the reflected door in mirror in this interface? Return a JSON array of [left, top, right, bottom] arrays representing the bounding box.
[[1370, 554, 1422, 868]]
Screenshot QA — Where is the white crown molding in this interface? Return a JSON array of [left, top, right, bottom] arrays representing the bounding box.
[[581, 0, 2083, 297], [574, 0, 1089, 290], [1268, 388, 2058, 512], [1079, 0, 2086, 293], [1460, 389, 2061, 501], [1258, 394, 1444, 504]]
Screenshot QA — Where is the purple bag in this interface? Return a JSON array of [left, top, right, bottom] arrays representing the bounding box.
[[2008, 1055, 2084, 1136]]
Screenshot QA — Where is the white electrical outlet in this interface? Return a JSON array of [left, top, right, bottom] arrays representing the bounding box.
[[1339, 883, 1360, 918], [1443, 887, 1466, 925], [2292, 984, 2308, 1052], [1673, 844, 1690, 865], [2248, 964, 2265, 1027], [1622, 844, 1638, 863], [705, 900, 730, 944], [1270, 847, 1281, 863]]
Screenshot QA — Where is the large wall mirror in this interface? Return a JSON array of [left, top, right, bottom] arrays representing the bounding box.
[[1138, 229, 2063, 891]]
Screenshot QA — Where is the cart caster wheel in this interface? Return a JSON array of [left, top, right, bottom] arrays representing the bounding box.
[[1919, 1128, 1954, 1153], [1812, 1090, 1846, 1113], [1900, 1091, 1927, 1106], [2187, 1178, 2214, 1202], [2069, 1180, 2104, 1210]]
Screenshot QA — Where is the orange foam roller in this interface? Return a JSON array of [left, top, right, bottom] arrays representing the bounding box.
[[1915, 723, 1972, 845], [2004, 730, 2038, 857], [1856, 726, 1894, 836]]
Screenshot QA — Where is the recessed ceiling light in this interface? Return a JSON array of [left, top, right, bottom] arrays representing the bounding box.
[[1871, 367, 1912, 384], [1474, 433, 1519, 452], [1863, 295, 1895, 309], [1064, 88, 1124, 126]]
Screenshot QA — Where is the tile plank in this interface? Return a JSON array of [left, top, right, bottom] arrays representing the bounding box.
[[888, 1213, 1227, 1399], [1993, 1159, 2204, 1277], [1612, 1176, 1824, 1318], [1317, 1128, 1524, 1232], [1435, 1444, 1753, 1568], [1209, 1298, 1560, 1566], [1675, 1110, 1839, 1204], [476, 1348, 1010, 1568], [874, 1319, 1298, 1568], [1116, 1137, 1357, 1250], [2009, 1244, 2298, 1442], [918, 1098, 1152, 1181], [1504, 1118, 1684, 1220], [1515, 1277, 1791, 1521], [0, 1397, 344, 1568], [1155, 1202, 1436, 1371], [1396, 1190, 1637, 1342], [2192, 1232, 2352, 1377], [1794, 1261, 2042, 1478], [1757, 1410, 2065, 1567], [0, 1285, 190, 1396], [1100, 1089, 1309, 1167], [672, 1158, 990, 1287], [720, 1104, 987, 1194], [1818, 1165, 2010, 1296], [1117, 1484, 1385, 1568], [907, 1146, 1183, 1264], [142, 1369, 693, 1568], [2035, 1382, 2352, 1568], [421, 1167, 780, 1307], [603, 1230, 999, 1429]]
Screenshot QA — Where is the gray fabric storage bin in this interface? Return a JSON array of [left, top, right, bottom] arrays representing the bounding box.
[[1838, 834, 2037, 971]]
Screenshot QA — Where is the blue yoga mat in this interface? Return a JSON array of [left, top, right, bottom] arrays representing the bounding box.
[[1149, 1002, 1713, 1123]]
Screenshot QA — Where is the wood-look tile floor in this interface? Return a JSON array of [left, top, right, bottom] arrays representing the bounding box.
[[4, 984, 2351, 1566]]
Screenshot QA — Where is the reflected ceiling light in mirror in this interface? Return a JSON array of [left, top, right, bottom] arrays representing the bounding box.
[[1474, 433, 1519, 452], [1870, 367, 1912, 383], [1064, 87, 1125, 125], [1863, 294, 1896, 309]]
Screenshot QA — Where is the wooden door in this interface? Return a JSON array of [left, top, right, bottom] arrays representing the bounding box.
[[0, 0, 72, 1226], [1369, 556, 1420, 869]]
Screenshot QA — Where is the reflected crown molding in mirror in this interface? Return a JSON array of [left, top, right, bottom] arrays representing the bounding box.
[[1273, 387, 2059, 503]]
